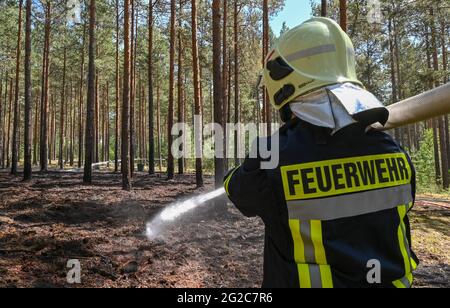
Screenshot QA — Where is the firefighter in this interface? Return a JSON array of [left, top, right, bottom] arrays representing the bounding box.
[[224, 17, 418, 288]]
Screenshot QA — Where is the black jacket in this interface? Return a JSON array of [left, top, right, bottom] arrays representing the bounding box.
[[224, 119, 419, 288]]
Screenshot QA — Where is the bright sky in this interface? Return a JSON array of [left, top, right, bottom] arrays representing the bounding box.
[[271, 0, 315, 36]]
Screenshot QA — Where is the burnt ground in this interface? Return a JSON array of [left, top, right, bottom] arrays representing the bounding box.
[[0, 170, 448, 288]]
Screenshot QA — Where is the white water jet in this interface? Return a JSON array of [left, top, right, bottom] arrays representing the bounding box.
[[146, 188, 226, 240]]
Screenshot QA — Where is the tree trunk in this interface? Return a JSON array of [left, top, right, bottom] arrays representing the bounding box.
[[0, 75, 3, 169], [1, 76, 8, 168], [177, 2, 184, 175], [78, 23, 86, 168], [106, 81, 110, 163], [33, 95, 39, 166], [431, 7, 449, 189], [440, 19, 450, 168], [11, 0, 23, 175], [156, 68, 162, 173], [6, 77, 13, 168], [59, 48, 67, 169], [165, 0, 176, 180], [212, 0, 225, 188], [115, 0, 120, 172], [424, 25, 441, 181], [40, 1, 51, 172], [83, 0, 96, 184], [49, 95, 55, 163], [100, 86, 104, 162], [94, 72, 99, 163], [388, 15, 400, 142], [191, 0, 203, 187], [234, 0, 240, 167], [222, 0, 228, 166], [339, 0, 347, 32], [23, 0, 32, 180], [70, 89, 74, 166], [147, 0, 155, 175], [393, 16, 404, 146], [130, 1, 136, 176], [121, 0, 132, 190], [262, 0, 270, 135], [321, 0, 327, 17]]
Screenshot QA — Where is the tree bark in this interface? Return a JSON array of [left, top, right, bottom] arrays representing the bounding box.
[[115, 0, 120, 172], [212, 0, 225, 188], [234, 0, 240, 167], [167, 0, 176, 180], [130, 0, 136, 176], [156, 67, 162, 172], [424, 24, 441, 181], [121, 0, 132, 190], [1, 76, 8, 168], [70, 87, 74, 166], [191, 0, 203, 187], [222, 0, 228, 165], [339, 0, 347, 32], [321, 0, 327, 17], [177, 2, 184, 175], [83, 0, 96, 184], [11, 0, 23, 175], [6, 78, 13, 168], [0, 75, 3, 169], [147, 0, 155, 175], [106, 81, 110, 163], [440, 19, 450, 168], [94, 72, 99, 164], [262, 0, 270, 135], [78, 23, 86, 168], [59, 48, 67, 169], [431, 7, 449, 189], [33, 94, 39, 166], [40, 1, 51, 172], [388, 15, 400, 141], [23, 0, 32, 180]]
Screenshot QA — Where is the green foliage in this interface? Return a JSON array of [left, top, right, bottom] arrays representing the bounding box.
[[410, 129, 439, 193]]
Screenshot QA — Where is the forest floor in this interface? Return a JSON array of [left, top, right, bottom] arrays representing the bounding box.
[[0, 170, 448, 288]]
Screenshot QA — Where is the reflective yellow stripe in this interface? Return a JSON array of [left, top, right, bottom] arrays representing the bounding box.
[[319, 265, 333, 288], [408, 201, 414, 211], [397, 205, 412, 275], [406, 272, 413, 285], [393, 280, 406, 288], [289, 219, 333, 288], [298, 264, 311, 288], [224, 167, 239, 196], [311, 220, 327, 265], [393, 273, 413, 288], [393, 205, 415, 288], [411, 258, 418, 271], [289, 219, 305, 263], [281, 153, 411, 201]]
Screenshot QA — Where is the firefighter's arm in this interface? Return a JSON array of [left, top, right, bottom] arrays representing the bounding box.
[[223, 157, 275, 219]]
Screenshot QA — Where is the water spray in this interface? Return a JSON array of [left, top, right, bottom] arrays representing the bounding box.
[[146, 188, 226, 240]]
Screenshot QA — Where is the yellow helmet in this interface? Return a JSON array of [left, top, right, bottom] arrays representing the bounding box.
[[263, 17, 363, 110]]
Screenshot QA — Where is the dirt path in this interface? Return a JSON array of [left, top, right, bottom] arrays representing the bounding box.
[[0, 171, 448, 288]]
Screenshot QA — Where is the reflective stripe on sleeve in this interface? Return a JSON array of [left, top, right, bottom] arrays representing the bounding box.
[[224, 167, 240, 196]]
